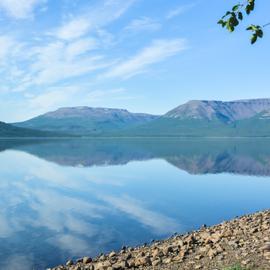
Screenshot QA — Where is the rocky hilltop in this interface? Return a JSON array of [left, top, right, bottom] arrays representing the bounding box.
[[124, 99, 270, 137], [165, 99, 270, 123], [13, 107, 159, 135], [50, 210, 270, 270], [41, 107, 158, 122]]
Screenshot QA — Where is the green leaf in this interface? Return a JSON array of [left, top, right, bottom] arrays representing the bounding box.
[[218, 19, 227, 28], [249, 2, 255, 11], [226, 22, 234, 32], [245, 5, 251, 15], [257, 29, 263, 38], [232, 4, 239, 11], [238, 12, 243, 20], [218, 20, 224, 25], [222, 11, 231, 19], [246, 0, 255, 15], [251, 34, 257, 44], [246, 24, 259, 32], [229, 16, 239, 27]]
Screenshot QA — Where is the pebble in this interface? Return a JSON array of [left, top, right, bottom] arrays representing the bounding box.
[[66, 260, 74, 266], [51, 210, 270, 270]]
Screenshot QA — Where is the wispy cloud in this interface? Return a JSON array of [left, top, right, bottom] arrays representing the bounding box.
[[65, 38, 98, 59], [166, 3, 196, 19], [125, 17, 161, 32], [30, 42, 109, 86], [0, 0, 137, 93], [101, 194, 181, 234], [102, 38, 187, 79], [51, 0, 136, 41], [27, 86, 79, 112], [0, 0, 47, 19], [0, 36, 16, 59], [53, 17, 92, 41], [16, 86, 139, 120], [0, 0, 191, 122]]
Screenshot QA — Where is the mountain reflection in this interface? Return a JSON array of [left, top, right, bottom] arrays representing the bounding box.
[[1, 138, 270, 269], [1, 138, 270, 176]]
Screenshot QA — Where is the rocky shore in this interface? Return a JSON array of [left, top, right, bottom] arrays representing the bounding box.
[[50, 210, 270, 270]]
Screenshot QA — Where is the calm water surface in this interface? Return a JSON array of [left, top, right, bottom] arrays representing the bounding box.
[[0, 138, 270, 270]]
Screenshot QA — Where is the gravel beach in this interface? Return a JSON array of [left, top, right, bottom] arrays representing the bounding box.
[[50, 210, 270, 270]]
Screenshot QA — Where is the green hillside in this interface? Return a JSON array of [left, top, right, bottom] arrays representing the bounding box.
[[14, 107, 158, 135], [118, 115, 270, 137], [0, 122, 66, 137]]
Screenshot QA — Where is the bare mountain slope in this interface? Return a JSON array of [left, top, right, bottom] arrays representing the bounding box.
[[165, 98, 270, 122], [14, 107, 159, 135]]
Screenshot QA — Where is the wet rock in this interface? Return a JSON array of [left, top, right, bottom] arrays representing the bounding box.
[[152, 248, 164, 258], [195, 254, 203, 260], [262, 242, 270, 252], [241, 259, 251, 265], [163, 245, 173, 255], [207, 248, 218, 259], [109, 252, 116, 258], [151, 258, 161, 266], [83, 257, 92, 264], [66, 260, 74, 266]]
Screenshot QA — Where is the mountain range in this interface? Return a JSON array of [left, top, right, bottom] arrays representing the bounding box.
[[1, 98, 270, 137], [165, 99, 270, 122], [13, 107, 158, 135], [124, 99, 270, 137]]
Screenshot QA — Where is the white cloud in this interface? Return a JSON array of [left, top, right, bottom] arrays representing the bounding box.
[[4, 0, 136, 91], [33, 55, 109, 86], [65, 38, 98, 59], [17, 87, 139, 119], [52, 0, 136, 41], [13, 40, 112, 89], [125, 17, 161, 32], [54, 18, 92, 41], [0, 0, 46, 19], [166, 3, 196, 19], [0, 36, 15, 59], [102, 0, 136, 22], [0, 0, 190, 122], [102, 38, 187, 79], [27, 86, 78, 111]]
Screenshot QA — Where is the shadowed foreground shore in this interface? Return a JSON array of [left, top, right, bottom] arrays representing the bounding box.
[[50, 210, 270, 270]]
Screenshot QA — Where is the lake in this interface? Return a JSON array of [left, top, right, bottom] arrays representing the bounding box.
[[0, 138, 270, 270]]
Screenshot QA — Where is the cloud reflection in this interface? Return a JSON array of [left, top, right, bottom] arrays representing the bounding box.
[[0, 149, 181, 269], [100, 194, 180, 234]]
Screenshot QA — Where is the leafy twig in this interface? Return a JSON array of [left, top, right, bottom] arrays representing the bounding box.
[[218, 0, 267, 44]]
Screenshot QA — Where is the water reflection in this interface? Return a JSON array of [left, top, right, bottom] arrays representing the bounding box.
[[2, 138, 270, 176], [0, 138, 270, 269]]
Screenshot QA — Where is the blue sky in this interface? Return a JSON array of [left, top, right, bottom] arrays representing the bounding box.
[[0, 0, 269, 122]]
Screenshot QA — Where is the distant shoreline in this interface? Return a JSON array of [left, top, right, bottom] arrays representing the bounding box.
[[1, 136, 270, 140]]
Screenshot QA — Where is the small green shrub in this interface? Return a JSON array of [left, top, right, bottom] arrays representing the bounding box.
[[224, 265, 248, 270]]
